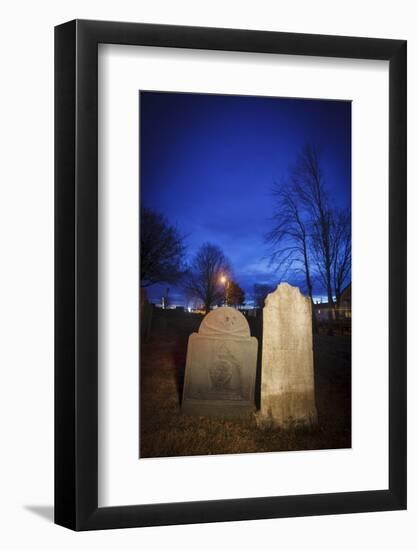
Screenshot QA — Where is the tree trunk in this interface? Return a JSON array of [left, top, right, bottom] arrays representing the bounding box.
[[303, 241, 313, 300], [302, 241, 317, 333], [326, 276, 333, 306]]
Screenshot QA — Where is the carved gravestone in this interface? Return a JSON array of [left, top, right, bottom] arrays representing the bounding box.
[[182, 307, 258, 417], [258, 283, 317, 428]]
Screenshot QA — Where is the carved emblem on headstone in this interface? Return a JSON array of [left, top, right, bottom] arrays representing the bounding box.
[[208, 344, 243, 399]]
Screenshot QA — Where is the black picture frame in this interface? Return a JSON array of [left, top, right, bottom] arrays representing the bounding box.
[[55, 19, 407, 531]]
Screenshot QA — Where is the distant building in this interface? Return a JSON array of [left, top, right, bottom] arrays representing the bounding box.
[[313, 283, 351, 335], [313, 301, 333, 322], [338, 283, 351, 319]]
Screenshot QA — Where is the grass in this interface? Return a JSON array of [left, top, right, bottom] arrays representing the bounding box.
[[140, 310, 351, 458]]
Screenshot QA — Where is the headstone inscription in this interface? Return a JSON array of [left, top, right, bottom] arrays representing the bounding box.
[[182, 307, 258, 417], [258, 283, 318, 428]]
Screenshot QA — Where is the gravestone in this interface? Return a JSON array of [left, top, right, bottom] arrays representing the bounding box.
[[182, 307, 258, 417], [258, 283, 317, 428]]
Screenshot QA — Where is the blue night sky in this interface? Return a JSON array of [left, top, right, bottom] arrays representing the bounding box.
[[140, 91, 351, 306]]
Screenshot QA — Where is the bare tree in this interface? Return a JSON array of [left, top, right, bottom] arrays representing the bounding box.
[[266, 144, 351, 309], [266, 180, 314, 299], [140, 207, 186, 287], [332, 209, 351, 303], [292, 144, 334, 305], [227, 281, 245, 309], [183, 243, 230, 313], [253, 283, 274, 309]]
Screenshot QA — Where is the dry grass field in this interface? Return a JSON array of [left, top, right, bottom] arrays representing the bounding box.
[[140, 309, 351, 458]]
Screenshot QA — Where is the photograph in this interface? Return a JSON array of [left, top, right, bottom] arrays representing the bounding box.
[[139, 90, 352, 458], [0, 1, 409, 542]]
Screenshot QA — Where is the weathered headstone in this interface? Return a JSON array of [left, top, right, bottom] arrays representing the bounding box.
[[258, 283, 317, 428], [182, 307, 258, 417]]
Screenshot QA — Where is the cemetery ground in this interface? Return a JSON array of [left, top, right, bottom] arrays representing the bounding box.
[[140, 308, 351, 458]]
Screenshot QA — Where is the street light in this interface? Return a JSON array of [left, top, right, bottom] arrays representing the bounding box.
[[219, 275, 228, 306]]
